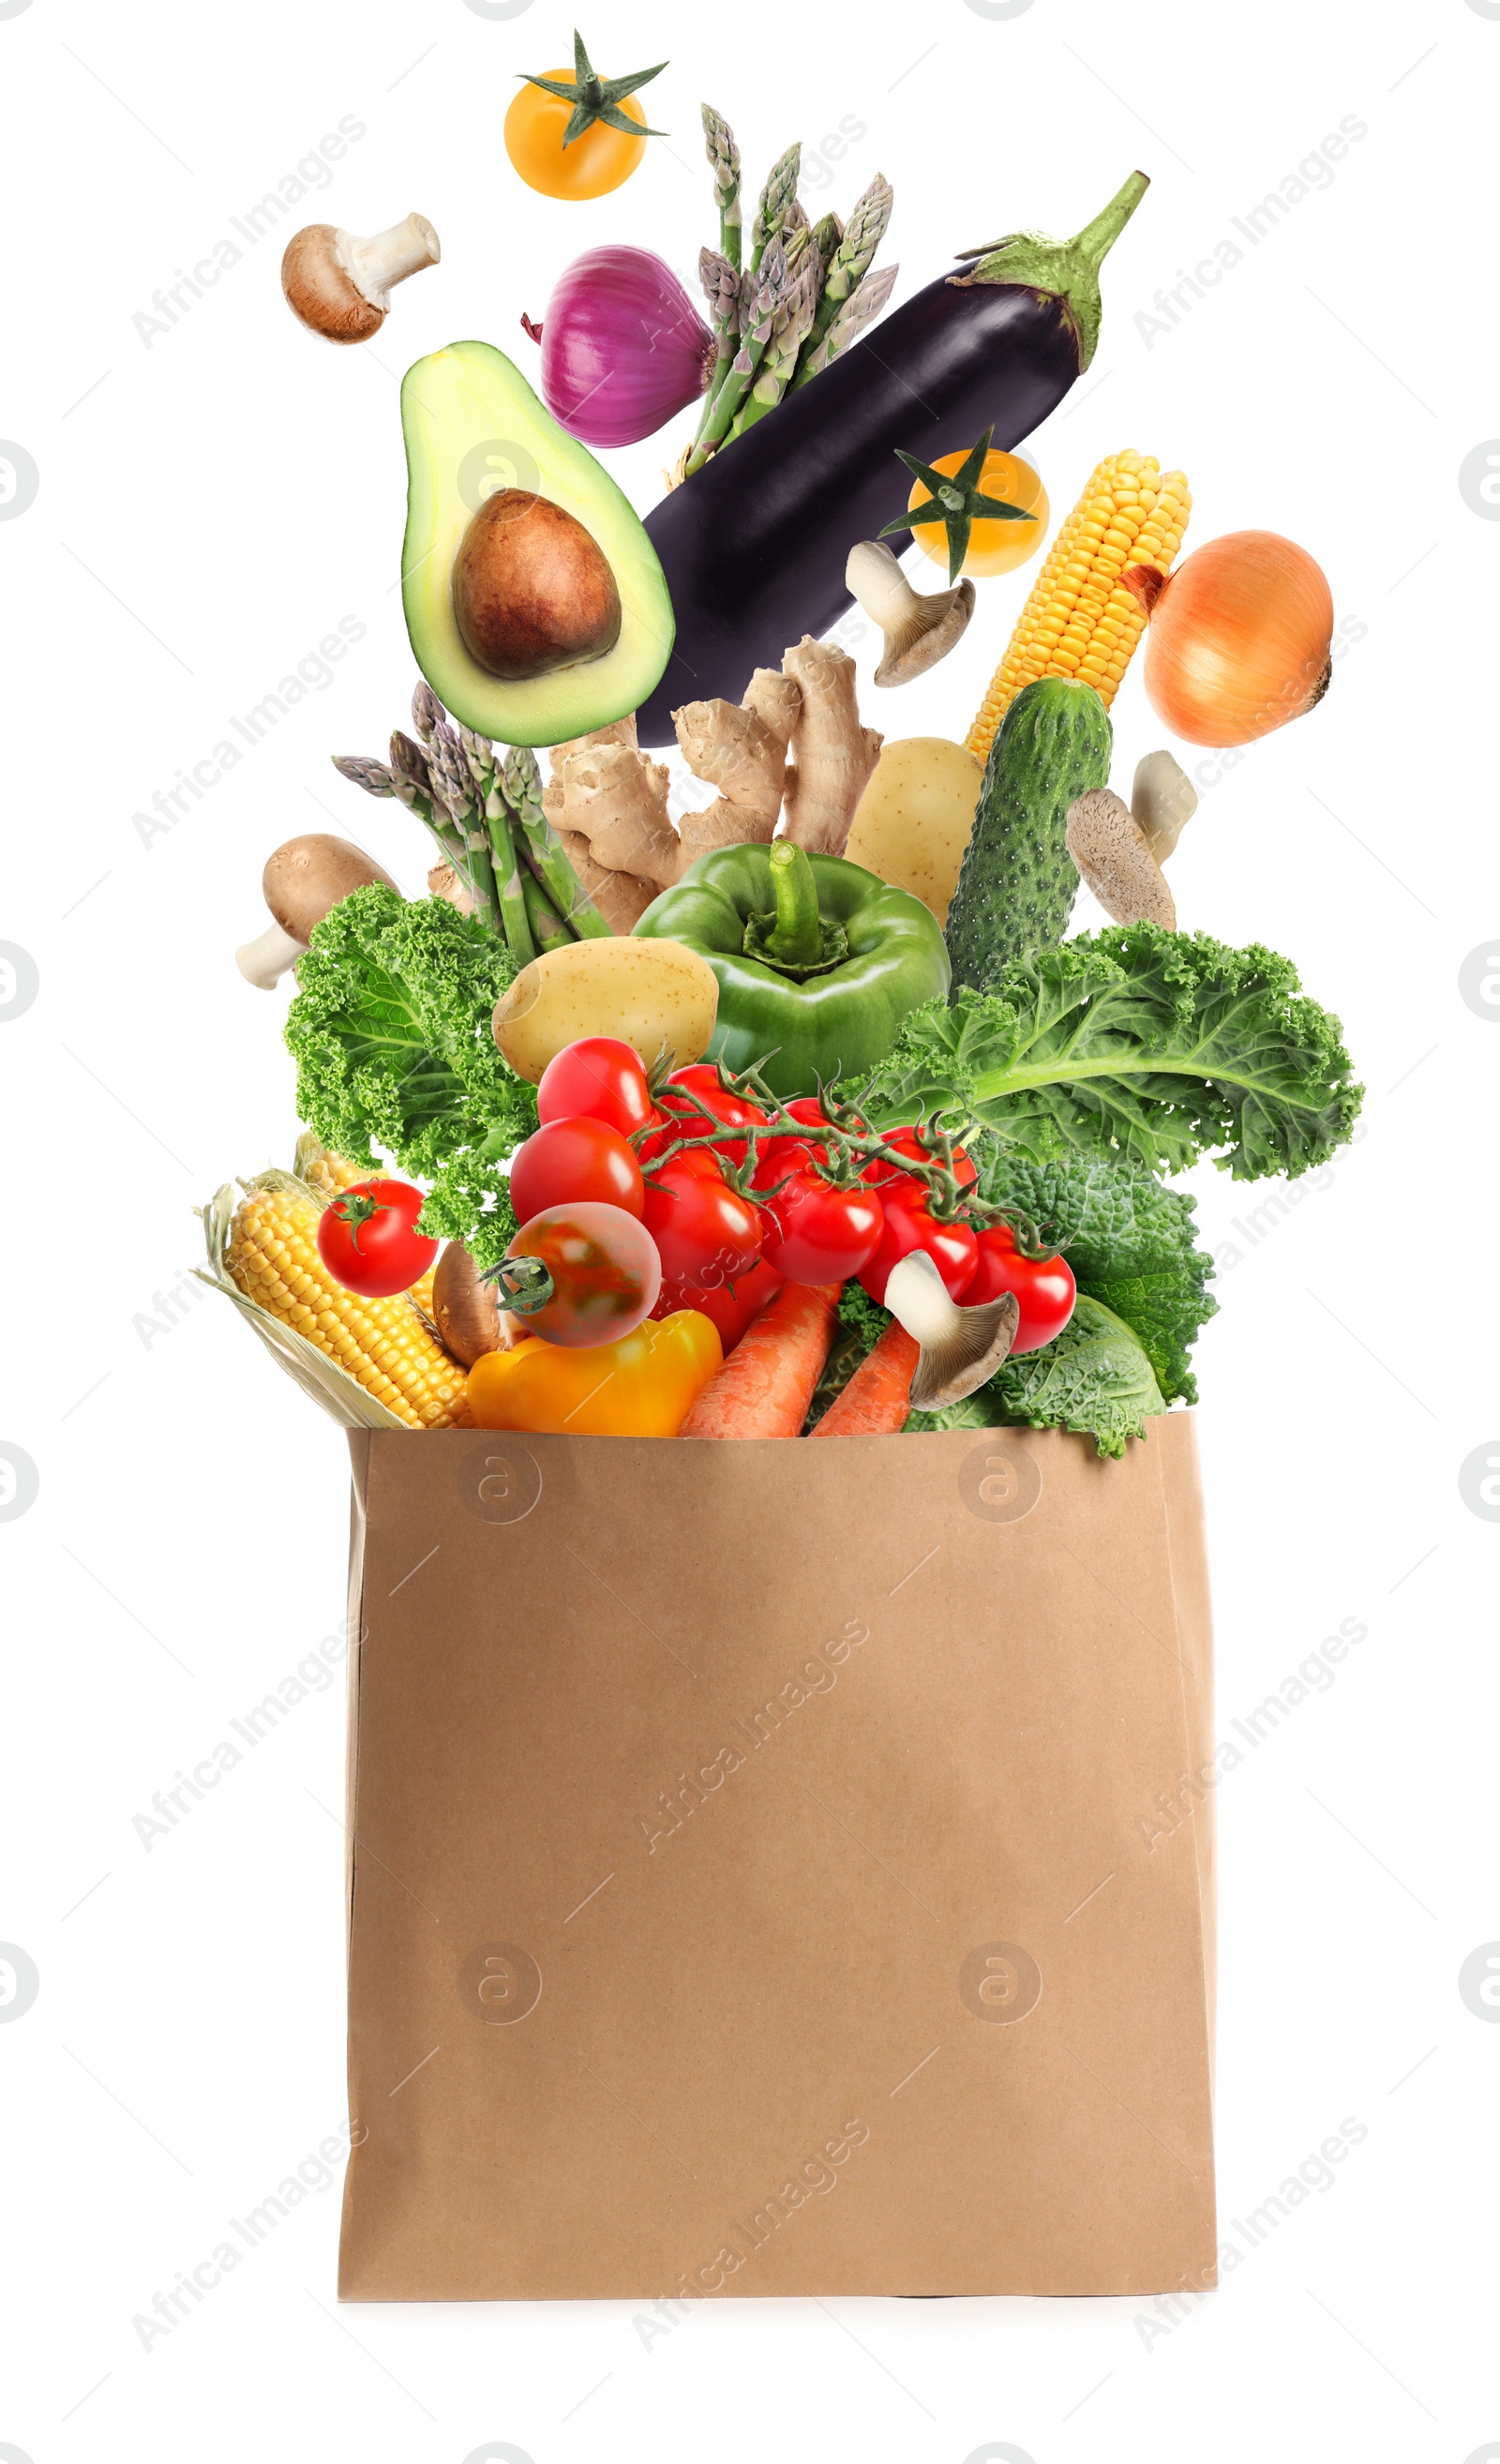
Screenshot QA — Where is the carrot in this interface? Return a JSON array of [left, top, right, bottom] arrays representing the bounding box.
[[679, 1281, 841, 1438], [811, 1322, 920, 1436]]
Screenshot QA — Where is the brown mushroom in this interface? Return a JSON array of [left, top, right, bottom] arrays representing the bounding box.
[[431, 1240, 510, 1366], [235, 834, 398, 989], [280, 214, 440, 344], [845, 540, 975, 685]]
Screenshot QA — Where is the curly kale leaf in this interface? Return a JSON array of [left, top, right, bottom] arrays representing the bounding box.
[[284, 885, 536, 1225], [860, 924, 1362, 1182], [911, 1298, 1165, 1459], [418, 1140, 533, 1275], [976, 1148, 1217, 1404]]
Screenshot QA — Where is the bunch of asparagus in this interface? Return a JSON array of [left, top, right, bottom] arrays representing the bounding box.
[[684, 113, 896, 476], [334, 684, 608, 965]]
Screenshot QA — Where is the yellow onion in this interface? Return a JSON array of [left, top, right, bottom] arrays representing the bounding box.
[[1122, 530, 1333, 748]]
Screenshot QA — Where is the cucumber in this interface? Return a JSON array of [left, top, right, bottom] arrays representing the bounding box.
[[944, 678, 1113, 997]]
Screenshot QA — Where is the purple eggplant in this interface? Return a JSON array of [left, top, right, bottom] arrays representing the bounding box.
[[636, 173, 1148, 746]]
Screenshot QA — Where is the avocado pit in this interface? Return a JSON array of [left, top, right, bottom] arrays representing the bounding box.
[[452, 488, 622, 682]]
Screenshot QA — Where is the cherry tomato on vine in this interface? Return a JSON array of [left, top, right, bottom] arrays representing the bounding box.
[[752, 1097, 838, 1190], [643, 1067, 769, 1170], [506, 1201, 660, 1347], [965, 1225, 1076, 1354], [858, 1188, 979, 1307], [316, 1178, 437, 1300], [760, 1170, 885, 1285], [537, 1037, 652, 1138], [862, 1126, 977, 1196], [642, 1156, 763, 1289], [508, 1116, 645, 1223]]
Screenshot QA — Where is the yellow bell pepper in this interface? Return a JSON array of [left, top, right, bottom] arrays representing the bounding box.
[[467, 1310, 723, 1437]]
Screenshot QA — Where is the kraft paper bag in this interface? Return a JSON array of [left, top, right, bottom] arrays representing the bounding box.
[[338, 1417, 1216, 2301]]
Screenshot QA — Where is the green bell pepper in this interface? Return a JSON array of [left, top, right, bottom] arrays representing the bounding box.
[[634, 841, 950, 1098]]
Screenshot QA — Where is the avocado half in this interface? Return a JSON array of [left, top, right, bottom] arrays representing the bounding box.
[[400, 340, 675, 748]]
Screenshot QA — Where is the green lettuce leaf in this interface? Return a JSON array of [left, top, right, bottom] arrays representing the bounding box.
[[859, 924, 1361, 1182], [909, 1297, 1165, 1459], [976, 1148, 1217, 1403]]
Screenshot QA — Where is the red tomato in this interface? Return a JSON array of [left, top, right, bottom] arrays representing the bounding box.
[[644, 1066, 768, 1169], [650, 1256, 784, 1353], [858, 1188, 979, 1306], [965, 1225, 1076, 1354], [508, 1117, 645, 1224], [862, 1126, 977, 1194], [316, 1178, 438, 1299], [507, 1201, 661, 1347], [642, 1156, 763, 1288], [752, 1097, 837, 1190], [760, 1169, 884, 1285], [637, 1110, 722, 1176], [537, 1037, 652, 1136]]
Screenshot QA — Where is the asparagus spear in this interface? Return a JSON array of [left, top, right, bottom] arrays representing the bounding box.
[[360, 734, 487, 917], [331, 755, 397, 799], [700, 103, 742, 271], [428, 723, 510, 946], [695, 247, 742, 430], [728, 255, 821, 437], [795, 173, 893, 374], [516, 849, 573, 955], [502, 745, 609, 939], [411, 681, 444, 744], [782, 220, 823, 287], [684, 234, 789, 472], [747, 143, 801, 276], [810, 210, 843, 265], [788, 262, 898, 387]]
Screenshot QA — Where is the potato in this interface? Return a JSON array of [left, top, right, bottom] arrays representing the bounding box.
[[844, 736, 983, 927], [492, 936, 718, 1082]]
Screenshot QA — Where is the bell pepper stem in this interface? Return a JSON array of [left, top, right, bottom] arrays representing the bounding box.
[[761, 841, 823, 969]]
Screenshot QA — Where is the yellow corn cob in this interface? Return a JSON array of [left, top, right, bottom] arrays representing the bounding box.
[[294, 1132, 368, 1199], [227, 1172, 469, 1430], [966, 450, 1191, 766]]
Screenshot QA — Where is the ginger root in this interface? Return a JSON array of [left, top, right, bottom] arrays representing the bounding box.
[[543, 717, 678, 919], [780, 638, 883, 857], [543, 639, 882, 920], [673, 693, 797, 868], [428, 861, 475, 914]]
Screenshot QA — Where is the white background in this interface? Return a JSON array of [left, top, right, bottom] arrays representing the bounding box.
[[2, 0, 1497, 2456]]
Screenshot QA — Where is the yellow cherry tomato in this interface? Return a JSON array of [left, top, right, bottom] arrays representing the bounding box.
[[503, 76, 648, 201], [909, 449, 1049, 579]]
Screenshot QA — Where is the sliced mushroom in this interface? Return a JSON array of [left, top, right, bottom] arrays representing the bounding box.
[[236, 834, 398, 988], [1066, 789, 1177, 930], [1131, 750, 1197, 864], [845, 540, 975, 685], [280, 214, 440, 344]]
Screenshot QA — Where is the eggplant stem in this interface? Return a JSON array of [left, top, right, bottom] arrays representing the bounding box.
[[948, 169, 1149, 372]]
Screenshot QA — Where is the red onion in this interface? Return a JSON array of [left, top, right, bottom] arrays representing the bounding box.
[[524, 247, 715, 449]]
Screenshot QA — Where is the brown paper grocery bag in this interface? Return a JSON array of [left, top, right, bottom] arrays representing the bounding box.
[[338, 1417, 1216, 2301]]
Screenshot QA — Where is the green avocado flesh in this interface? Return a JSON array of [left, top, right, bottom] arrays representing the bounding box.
[[400, 340, 675, 748]]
